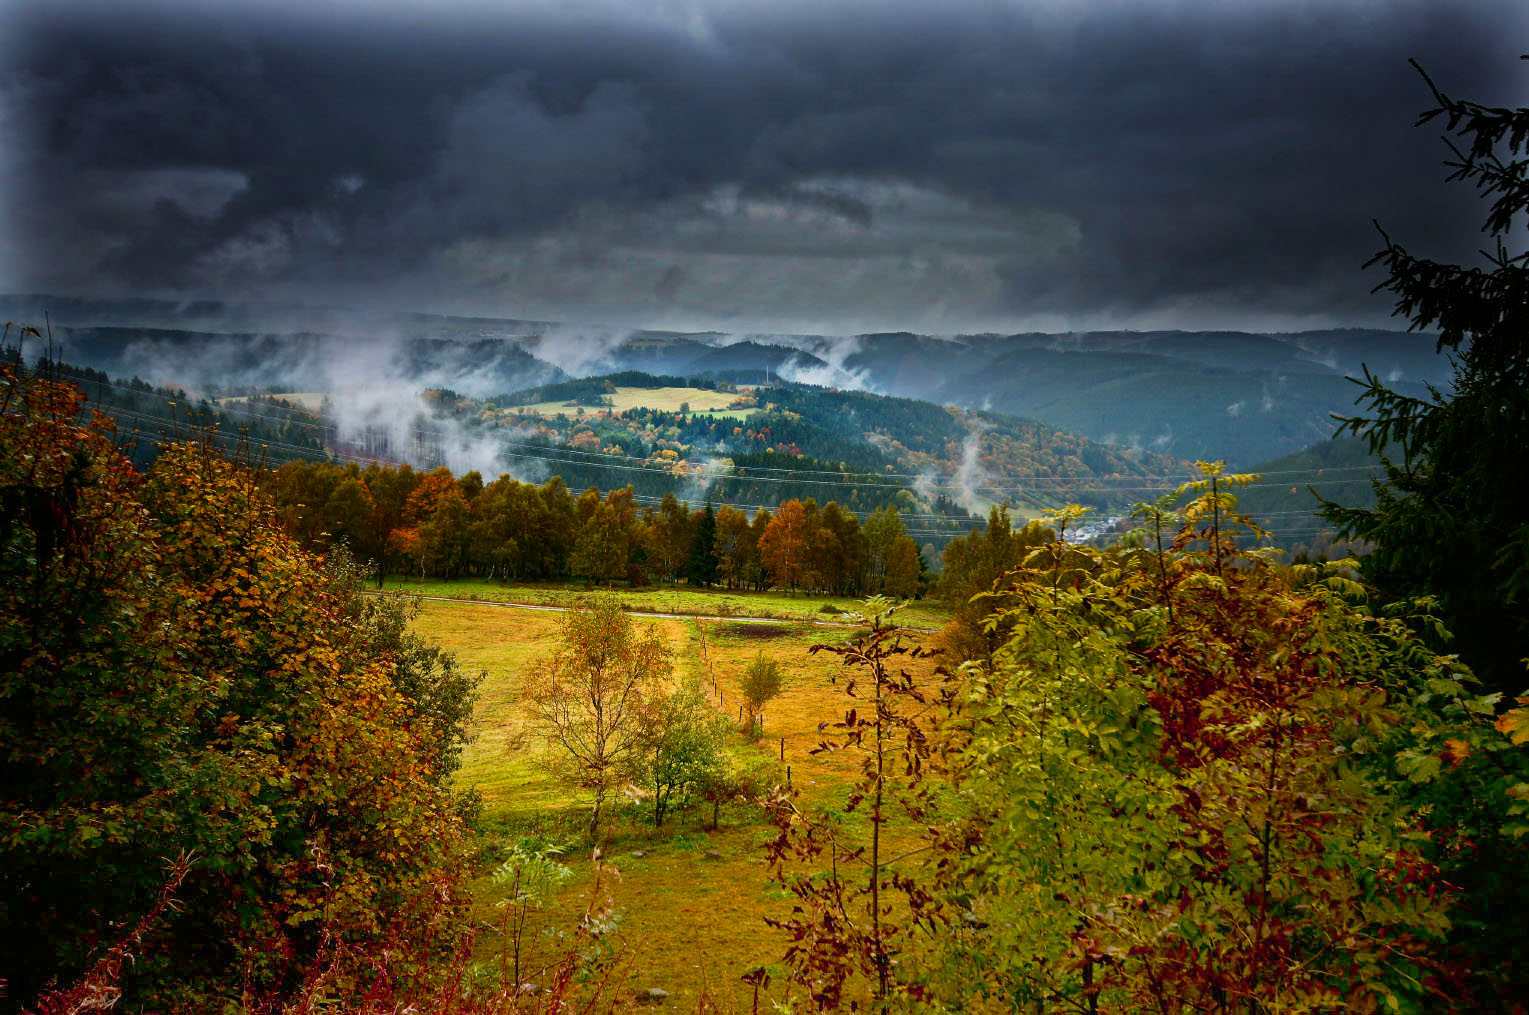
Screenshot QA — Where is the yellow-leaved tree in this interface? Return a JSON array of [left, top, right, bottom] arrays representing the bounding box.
[[522, 595, 672, 841]]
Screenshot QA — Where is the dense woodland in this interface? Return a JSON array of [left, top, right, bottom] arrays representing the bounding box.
[[20, 351, 1183, 537], [431, 374, 1176, 514], [262, 456, 933, 597], [3, 63, 1528, 1015]]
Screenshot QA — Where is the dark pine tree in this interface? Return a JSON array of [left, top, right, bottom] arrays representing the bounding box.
[[1325, 58, 1529, 697], [1323, 57, 1529, 1007], [686, 502, 720, 586]]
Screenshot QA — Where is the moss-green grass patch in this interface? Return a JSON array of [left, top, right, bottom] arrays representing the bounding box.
[[388, 577, 952, 629]]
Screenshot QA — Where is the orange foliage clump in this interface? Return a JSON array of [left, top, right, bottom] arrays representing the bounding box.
[[1, 358, 469, 1011]]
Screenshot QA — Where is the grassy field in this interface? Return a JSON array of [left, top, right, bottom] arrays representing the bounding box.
[[386, 577, 953, 630], [216, 391, 327, 411], [508, 385, 749, 418], [413, 596, 942, 1010], [217, 386, 753, 420]]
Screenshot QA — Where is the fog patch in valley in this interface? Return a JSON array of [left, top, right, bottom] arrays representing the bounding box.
[[527, 323, 631, 377], [1260, 376, 1283, 413], [316, 340, 543, 481], [114, 318, 561, 480], [951, 424, 991, 514], [771, 333, 874, 391]]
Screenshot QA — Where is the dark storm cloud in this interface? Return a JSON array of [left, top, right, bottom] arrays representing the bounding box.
[[3, 0, 1525, 332]]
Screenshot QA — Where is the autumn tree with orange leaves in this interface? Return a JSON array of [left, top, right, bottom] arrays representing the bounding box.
[[759, 498, 810, 592], [0, 350, 475, 1011]]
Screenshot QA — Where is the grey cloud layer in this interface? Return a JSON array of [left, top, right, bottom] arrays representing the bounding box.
[[4, 0, 1525, 331]]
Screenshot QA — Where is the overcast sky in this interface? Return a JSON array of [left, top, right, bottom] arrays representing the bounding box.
[[3, 0, 1525, 335]]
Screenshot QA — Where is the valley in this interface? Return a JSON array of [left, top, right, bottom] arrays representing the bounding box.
[[2, 293, 1451, 476], [6, 292, 1408, 554]]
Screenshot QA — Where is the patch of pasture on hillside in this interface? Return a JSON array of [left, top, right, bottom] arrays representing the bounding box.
[[509, 385, 748, 417], [215, 391, 328, 412]]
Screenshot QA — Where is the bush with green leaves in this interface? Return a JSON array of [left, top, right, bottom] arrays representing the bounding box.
[[935, 474, 1470, 1013], [631, 681, 731, 826], [740, 652, 787, 735]]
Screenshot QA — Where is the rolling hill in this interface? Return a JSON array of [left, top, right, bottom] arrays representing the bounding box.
[[5, 293, 1455, 475], [1235, 436, 1385, 552]]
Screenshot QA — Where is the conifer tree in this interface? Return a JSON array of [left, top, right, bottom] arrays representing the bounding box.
[[1326, 58, 1529, 695], [1320, 59, 1529, 1005], [686, 501, 719, 586]]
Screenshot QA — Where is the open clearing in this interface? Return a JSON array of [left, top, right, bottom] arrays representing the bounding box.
[[507, 385, 749, 417], [386, 577, 952, 630], [215, 392, 327, 412], [413, 592, 944, 1011]]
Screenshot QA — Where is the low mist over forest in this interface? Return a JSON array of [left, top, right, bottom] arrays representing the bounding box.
[[1, 292, 1425, 552], [0, 292, 1454, 467]]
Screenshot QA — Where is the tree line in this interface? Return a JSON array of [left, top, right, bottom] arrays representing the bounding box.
[[263, 458, 931, 597]]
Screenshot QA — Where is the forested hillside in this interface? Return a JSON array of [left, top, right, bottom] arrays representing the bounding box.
[[19, 347, 1192, 554], [926, 346, 1405, 465], [16, 345, 1404, 585], [1237, 436, 1382, 558], [4, 289, 1454, 472], [19, 356, 326, 467], [460, 373, 1183, 519]]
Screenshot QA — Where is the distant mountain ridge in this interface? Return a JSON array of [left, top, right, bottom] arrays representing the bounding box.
[[3, 294, 1451, 467]]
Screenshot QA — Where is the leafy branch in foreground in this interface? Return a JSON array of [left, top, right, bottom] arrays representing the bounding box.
[[491, 839, 574, 989], [764, 597, 949, 1013], [938, 495, 1464, 1014]]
